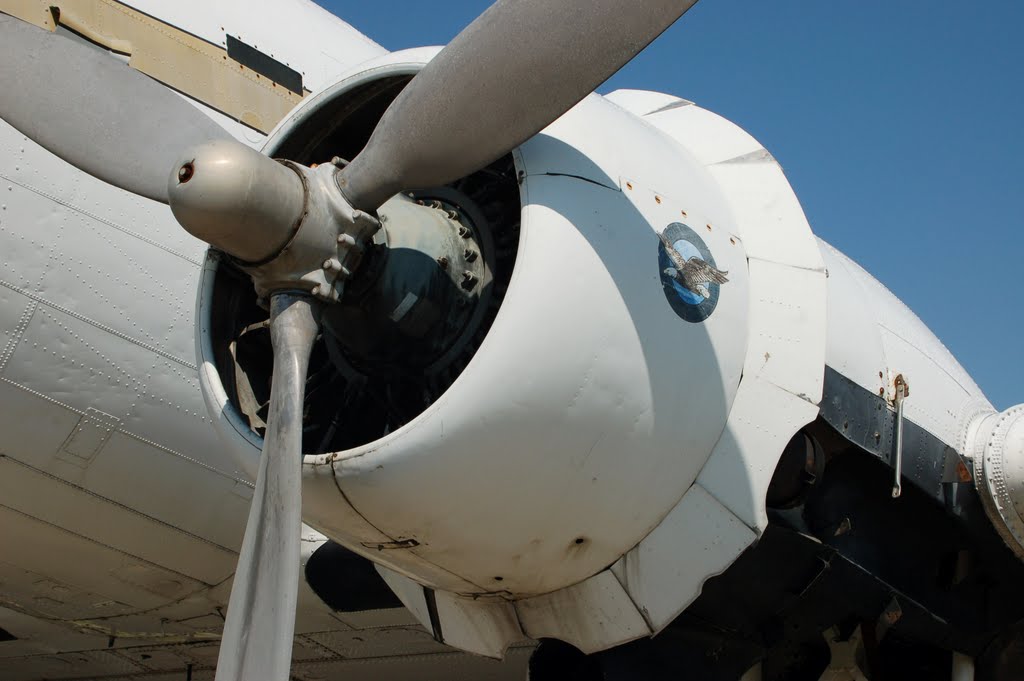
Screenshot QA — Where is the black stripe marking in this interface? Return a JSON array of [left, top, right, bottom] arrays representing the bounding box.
[[226, 34, 303, 95]]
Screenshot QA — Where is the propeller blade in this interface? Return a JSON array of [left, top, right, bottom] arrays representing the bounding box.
[[0, 12, 232, 203], [214, 294, 320, 681], [339, 0, 699, 211]]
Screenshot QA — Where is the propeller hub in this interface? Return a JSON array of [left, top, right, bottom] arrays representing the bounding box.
[[168, 141, 381, 304], [168, 139, 305, 264]]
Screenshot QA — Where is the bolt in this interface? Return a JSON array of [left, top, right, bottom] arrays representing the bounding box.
[[437, 256, 449, 270], [337, 234, 356, 247], [177, 162, 194, 183], [464, 249, 478, 262], [461, 271, 477, 289], [322, 258, 349, 276], [447, 210, 459, 220], [458, 226, 471, 238]]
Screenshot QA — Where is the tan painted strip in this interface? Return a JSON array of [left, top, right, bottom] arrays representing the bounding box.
[[1, 0, 56, 29], [1, 0, 305, 133]]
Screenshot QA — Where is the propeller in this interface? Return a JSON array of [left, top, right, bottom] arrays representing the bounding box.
[[0, 1, 700, 677], [213, 293, 320, 681], [338, 0, 700, 211], [0, 12, 232, 204]]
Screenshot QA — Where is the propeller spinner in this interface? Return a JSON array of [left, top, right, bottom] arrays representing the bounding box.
[[0, 1, 700, 677]]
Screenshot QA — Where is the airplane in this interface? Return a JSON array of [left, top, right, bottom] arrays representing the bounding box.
[[0, 1, 1021, 680]]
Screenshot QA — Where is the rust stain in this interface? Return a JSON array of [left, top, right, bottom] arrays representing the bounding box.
[[956, 460, 973, 483]]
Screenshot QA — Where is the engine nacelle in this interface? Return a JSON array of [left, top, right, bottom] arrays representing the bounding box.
[[195, 49, 827, 656], [971, 406, 1024, 560]]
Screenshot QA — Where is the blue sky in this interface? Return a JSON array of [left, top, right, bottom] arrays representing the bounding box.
[[320, 1, 1023, 410]]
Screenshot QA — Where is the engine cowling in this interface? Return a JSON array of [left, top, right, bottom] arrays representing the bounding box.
[[195, 49, 827, 656]]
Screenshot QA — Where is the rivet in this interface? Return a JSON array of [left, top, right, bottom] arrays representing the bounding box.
[[655, 195, 662, 204]]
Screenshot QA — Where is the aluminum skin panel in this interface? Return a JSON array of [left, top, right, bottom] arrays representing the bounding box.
[[610, 483, 756, 633], [819, 239, 990, 449], [516, 570, 651, 655]]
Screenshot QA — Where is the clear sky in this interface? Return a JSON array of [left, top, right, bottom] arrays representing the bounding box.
[[320, 1, 1023, 410]]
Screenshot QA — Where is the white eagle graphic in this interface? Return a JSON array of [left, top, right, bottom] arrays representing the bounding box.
[[658, 232, 729, 299]]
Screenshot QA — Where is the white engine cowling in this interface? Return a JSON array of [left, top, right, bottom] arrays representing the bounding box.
[[195, 49, 827, 656]]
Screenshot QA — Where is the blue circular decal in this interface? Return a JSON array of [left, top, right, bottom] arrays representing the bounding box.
[[657, 222, 729, 323]]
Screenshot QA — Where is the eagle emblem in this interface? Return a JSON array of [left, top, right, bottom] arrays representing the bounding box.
[[658, 231, 729, 299]]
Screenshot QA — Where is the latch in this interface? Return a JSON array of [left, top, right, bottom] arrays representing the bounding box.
[[892, 374, 910, 498]]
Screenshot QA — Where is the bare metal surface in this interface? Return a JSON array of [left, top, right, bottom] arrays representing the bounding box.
[[237, 160, 382, 305], [973, 405, 1024, 561], [214, 294, 320, 681], [168, 140, 306, 263], [0, 12, 231, 203], [338, 0, 699, 210]]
